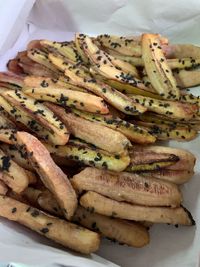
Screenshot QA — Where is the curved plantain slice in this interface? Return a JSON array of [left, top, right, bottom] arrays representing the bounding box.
[[141, 169, 194, 185], [23, 87, 109, 114], [64, 69, 146, 115], [40, 40, 82, 63], [71, 167, 182, 207], [16, 132, 78, 220], [73, 206, 149, 248], [126, 149, 179, 172], [46, 103, 131, 154], [134, 120, 197, 141], [80, 191, 194, 226], [142, 145, 196, 172], [128, 94, 198, 120], [44, 139, 130, 172], [71, 108, 155, 144], [27, 49, 60, 73], [0, 196, 100, 254], [82, 35, 148, 90], [142, 34, 180, 100], [1, 90, 69, 145]]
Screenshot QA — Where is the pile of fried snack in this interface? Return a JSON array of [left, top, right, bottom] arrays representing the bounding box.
[[0, 33, 199, 254]]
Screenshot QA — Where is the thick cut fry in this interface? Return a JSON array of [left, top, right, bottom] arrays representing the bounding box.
[[0, 149, 29, 193], [64, 69, 147, 115], [143, 146, 196, 171], [44, 140, 130, 172], [23, 87, 109, 114], [2, 90, 69, 145], [37, 190, 63, 217], [46, 103, 131, 154], [0, 179, 8, 195], [1, 144, 33, 171], [0, 196, 100, 254], [80, 191, 194, 226], [128, 94, 198, 120], [142, 34, 180, 100], [16, 132, 77, 220], [127, 149, 179, 172], [71, 167, 182, 207], [141, 169, 194, 185], [74, 206, 149, 247], [71, 109, 155, 144]]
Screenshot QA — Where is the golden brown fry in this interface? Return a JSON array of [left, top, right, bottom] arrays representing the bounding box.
[[74, 206, 149, 247], [0, 149, 29, 193], [0, 196, 100, 254], [80, 191, 194, 226], [71, 167, 182, 207], [46, 103, 131, 154], [16, 132, 77, 220], [0, 72, 24, 88]]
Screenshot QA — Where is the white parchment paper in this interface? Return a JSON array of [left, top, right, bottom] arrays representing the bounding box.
[[0, 1, 200, 266]]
